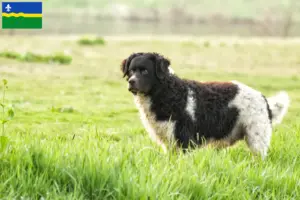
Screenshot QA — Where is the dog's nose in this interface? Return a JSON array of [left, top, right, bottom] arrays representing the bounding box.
[[129, 79, 136, 85]]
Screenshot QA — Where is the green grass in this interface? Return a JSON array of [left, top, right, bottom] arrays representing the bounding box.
[[78, 37, 105, 46], [0, 51, 72, 65], [0, 35, 299, 199]]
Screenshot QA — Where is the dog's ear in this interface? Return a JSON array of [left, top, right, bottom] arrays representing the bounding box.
[[120, 53, 144, 78], [155, 54, 171, 80], [120, 59, 128, 77]]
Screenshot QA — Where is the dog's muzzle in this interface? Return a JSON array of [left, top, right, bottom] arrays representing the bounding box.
[[128, 78, 138, 94]]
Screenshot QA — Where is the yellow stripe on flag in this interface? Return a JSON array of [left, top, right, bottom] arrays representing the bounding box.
[[2, 12, 42, 18]]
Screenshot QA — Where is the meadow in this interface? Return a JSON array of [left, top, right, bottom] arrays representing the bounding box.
[[0, 35, 299, 199]]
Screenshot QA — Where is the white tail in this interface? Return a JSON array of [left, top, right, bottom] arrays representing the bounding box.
[[267, 91, 290, 126]]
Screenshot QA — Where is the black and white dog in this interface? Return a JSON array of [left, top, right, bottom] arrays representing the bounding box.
[[120, 52, 290, 158]]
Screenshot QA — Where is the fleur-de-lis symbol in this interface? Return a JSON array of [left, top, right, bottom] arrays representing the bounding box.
[[5, 4, 12, 12]]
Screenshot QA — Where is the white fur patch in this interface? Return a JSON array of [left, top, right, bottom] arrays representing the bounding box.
[[168, 66, 175, 74], [267, 91, 290, 125], [134, 94, 175, 153], [185, 88, 196, 121], [229, 81, 272, 159]]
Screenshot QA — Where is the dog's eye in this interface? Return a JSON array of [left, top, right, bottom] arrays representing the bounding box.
[[141, 69, 148, 75], [129, 69, 134, 75]]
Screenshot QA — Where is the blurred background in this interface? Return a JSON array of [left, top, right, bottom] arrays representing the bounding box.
[[1, 0, 300, 37]]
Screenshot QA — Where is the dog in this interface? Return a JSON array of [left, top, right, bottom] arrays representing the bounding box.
[[120, 52, 290, 159]]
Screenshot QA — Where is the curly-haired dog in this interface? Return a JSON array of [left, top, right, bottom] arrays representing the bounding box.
[[120, 52, 290, 159]]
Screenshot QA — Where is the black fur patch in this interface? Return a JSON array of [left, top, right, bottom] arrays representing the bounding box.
[[262, 95, 273, 123], [149, 76, 239, 149]]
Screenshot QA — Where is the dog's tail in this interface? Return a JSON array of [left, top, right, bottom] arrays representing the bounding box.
[[266, 91, 290, 126]]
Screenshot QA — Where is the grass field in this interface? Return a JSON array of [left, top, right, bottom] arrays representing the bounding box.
[[0, 35, 299, 199]]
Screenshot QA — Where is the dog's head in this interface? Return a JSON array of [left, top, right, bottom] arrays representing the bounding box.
[[120, 52, 173, 95]]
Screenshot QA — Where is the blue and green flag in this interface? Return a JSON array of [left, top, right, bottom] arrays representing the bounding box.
[[2, 2, 42, 29]]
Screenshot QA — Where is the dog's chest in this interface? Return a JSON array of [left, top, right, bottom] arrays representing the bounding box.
[[134, 95, 175, 143]]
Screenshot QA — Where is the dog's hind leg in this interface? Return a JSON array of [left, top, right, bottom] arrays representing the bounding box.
[[244, 122, 272, 160]]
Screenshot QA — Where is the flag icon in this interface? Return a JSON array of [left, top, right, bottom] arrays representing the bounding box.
[[2, 2, 42, 29]]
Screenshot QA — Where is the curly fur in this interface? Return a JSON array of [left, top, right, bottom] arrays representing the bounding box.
[[121, 52, 290, 159]]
